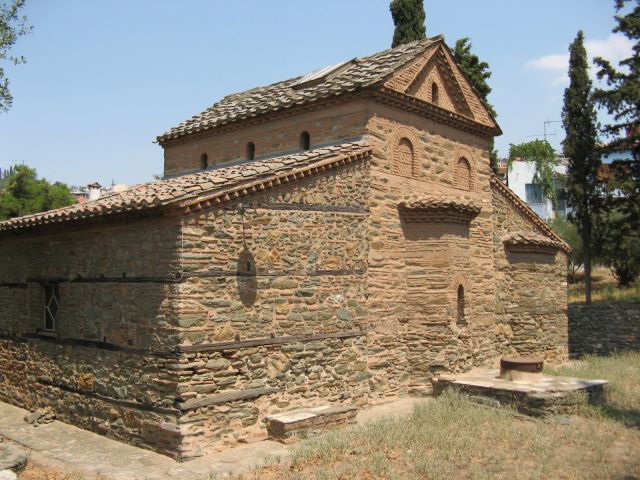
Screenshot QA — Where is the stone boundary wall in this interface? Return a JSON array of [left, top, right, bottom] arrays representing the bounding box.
[[568, 303, 640, 356]]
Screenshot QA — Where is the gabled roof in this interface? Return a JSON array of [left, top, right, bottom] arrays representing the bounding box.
[[157, 35, 500, 146], [490, 176, 570, 253], [0, 142, 372, 235]]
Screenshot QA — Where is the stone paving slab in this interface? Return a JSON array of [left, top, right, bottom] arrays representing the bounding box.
[[0, 397, 425, 479]]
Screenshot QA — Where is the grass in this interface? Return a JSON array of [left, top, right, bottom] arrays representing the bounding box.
[[547, 351, 640, 428], [236, 353, 640, 480], [569, 266, 640, 304]]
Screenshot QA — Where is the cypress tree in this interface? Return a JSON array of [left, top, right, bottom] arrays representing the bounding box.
[[593, 0, 640, 234], [561, 31, 601, 304], [453, 37, 499, 173], [390, 0, 426, 48]]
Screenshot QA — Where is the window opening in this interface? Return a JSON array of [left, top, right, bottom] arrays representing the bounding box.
[[300, 131, 310, 151], [432, 82, 439, 104], [457, 285, 465, 324], [44, 284, 60, 331], [247, 142, 256, 161], [200, 153, 208, 170]]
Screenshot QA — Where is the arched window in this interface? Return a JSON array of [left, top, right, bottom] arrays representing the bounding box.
[[457, 285, 465, 324], [247, 142, 255, 161], [300, 131, 310, 151], [393, 137, 416, 177], [431, 82, 439, 105], [455, 157, 472, 190], [200, 153, 208, 170]]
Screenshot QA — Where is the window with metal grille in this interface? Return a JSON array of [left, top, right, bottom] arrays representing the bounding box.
[[44, 284, 60, 331]]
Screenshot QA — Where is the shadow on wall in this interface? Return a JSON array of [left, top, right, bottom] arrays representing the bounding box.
[[237, 248, 257, 307], [399, 220, 470, 241], [506, 251, 555, 265]]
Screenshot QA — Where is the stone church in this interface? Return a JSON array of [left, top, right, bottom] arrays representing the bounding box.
[[0, 36, 569, 459]]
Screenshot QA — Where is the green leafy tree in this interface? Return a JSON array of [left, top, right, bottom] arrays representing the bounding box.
[[1, 0, 31, 113], [548, 215, 584, 282], [0, 165, 74, 220], [452, 37, 499, 173], [390, 0, 426, 48], [593, 0, 640, 238], [562, 30, 601, 304], [594, 208, 640, 286], [508, 139, 559, 204]]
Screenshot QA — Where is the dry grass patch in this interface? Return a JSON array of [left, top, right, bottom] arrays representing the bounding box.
[[237, 353, 640, 480]]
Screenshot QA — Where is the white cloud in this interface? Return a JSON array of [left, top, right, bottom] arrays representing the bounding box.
[[525, 34, 633, 87]]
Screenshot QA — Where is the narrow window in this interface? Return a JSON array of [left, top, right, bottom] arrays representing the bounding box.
[[457, 285, 465, 325], [300, 131, 310, 151], [431, 82, 439, 105], [247, 142, 256, 161], [455, 157, 472, 190], [44, 284, 60, 331], [200, 153, 208, 170]]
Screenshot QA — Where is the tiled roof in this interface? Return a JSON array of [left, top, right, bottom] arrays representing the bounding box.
[[156, 37, 442, 145], [502, 232, 566, 252], [397, 195, 482, 224], [398, 195, 481, 215], [0, 142, 372, 234]]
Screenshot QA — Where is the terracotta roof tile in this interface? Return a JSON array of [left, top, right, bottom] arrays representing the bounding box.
[[156, 38, 441, 145], [0, 142, 371, 234], [503, 231, 566, 252]]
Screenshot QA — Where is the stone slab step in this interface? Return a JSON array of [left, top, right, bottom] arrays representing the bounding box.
[[265, 405, 358, 443]]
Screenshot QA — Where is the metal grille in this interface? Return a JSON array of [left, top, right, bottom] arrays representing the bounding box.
[[44, 284, 60, 331]]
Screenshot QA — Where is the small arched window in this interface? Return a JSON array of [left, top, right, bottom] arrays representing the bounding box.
[[200, 153, 208, 170], [457, 285, 465, 324], [247, 142, 255, 161], [455, 157, 472, 190], [431, 82, 439, 105], [300, 131, 310, 151]]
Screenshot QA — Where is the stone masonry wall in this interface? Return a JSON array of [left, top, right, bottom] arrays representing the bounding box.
[[364, 103, 498, 396], [163, 101, 369, 177], [169, 160, 371, 458], [0, 214, 185, 457], [492, 189, 568, 362], [568, 303, 640, 356]]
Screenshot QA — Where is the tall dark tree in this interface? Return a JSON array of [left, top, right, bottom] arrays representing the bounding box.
[[0, 0, 31, 112], [593, 0, 640, 234], [390, 0, 426, 48], [562, 31, 601, 304], [453, 37, 499, 173]]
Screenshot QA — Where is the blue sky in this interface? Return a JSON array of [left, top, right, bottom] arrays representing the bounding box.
[[0, 0, 631, 187]]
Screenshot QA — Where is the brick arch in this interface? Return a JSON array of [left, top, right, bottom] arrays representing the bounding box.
[[390, 127, 419, 178], [451, 147, 476, 191]]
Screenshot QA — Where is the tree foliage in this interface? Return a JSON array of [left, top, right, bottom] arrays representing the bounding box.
[[594, 208, 640, 286], [593, 0, 640, 232], [0, 165, 74, 220], [548, 215, 584, 281], [508, 139, 559, 203], [452, 37, 499, 173], [0, 0, 31, 113], [390, 0, 426, 48], [562, 30, 601, 304]]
